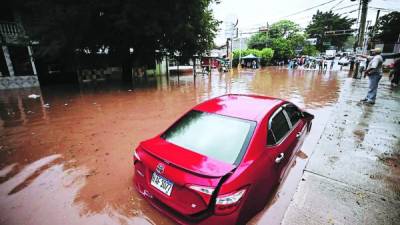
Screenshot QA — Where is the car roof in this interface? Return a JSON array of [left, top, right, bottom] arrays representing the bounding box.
[[193, 94, 284, 122]]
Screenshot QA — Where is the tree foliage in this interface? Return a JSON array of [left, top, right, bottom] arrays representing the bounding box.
[[268, 20, 300, 39], [247, 20, 312, 60], [269, 38, 294, 60], [305, 10, 355, 52], [247, 33, 269, 50], [374, 11, 400, 44], [232, 48, 274, 66], [14, 0, 219, 70]]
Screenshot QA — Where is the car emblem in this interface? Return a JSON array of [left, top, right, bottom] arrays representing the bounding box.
[[156, 163, 165, 174]]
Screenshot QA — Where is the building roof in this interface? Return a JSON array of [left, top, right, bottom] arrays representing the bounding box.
[[193, 94, 283, 122]]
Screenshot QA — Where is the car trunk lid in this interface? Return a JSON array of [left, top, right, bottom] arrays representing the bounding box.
[[136, 137, 235, 215]]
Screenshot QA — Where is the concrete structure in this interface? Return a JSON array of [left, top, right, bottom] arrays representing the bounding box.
[[0, 20, 39, 89], [282, 78, 400, 225], [232, 36, 249, 51]]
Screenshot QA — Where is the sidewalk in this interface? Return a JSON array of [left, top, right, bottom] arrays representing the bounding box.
[[282, 77, 400, 225]]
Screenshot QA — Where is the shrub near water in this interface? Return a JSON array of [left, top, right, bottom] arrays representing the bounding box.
[[232, 48, 274, 67]]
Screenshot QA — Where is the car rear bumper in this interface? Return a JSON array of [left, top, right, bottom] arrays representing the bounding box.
[[134, 179, 240, 225]]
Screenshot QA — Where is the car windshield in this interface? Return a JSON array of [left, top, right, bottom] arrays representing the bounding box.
[[162, 110, 256, 165]]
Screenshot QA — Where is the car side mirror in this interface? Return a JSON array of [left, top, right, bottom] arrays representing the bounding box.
[[302, 111, 314, 121]]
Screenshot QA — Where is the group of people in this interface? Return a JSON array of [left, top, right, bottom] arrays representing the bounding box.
[[288, 57, 334, 71], [240, 60, 258, 69]]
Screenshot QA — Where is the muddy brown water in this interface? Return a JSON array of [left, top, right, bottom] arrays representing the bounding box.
[[0, 67, 347, 225]]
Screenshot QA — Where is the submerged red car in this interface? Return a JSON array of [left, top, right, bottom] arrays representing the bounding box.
[[133, 94, 314, 225]]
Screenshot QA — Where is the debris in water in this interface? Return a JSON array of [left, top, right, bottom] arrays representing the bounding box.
[[91, 194, 100, 199], [28, 94, 40, 99], [43, 103, 50, 108]]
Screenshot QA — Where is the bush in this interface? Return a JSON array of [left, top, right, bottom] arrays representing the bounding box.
[[232, 48, 274, 66]]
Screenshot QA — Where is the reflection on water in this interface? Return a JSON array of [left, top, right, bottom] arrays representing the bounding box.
[[0, 67, 345, 225]]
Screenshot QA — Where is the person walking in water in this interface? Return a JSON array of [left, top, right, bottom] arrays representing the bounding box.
[[359, 48, 384, 105], [323, 58, 328, 71]]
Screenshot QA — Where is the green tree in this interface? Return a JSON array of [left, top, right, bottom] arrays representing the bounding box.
[[301, 45, 318, 56], [269, 38, 294, 60], [268, 20, 300, 39], [247, 32, 268, 50], [306, 10, 355, 52], [374, 11, 400, 44], [14, 0, 219, 76], [259, 48, 274, 66], [247, 20, 308, 60], [343, 36, 356, 50]]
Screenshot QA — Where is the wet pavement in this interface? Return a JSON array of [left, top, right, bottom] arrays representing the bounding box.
[[282, 77, 400, 225], [0, 66, 375, 225]]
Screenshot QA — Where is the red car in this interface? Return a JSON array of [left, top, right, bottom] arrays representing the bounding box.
[[133, 94, 314, 225]]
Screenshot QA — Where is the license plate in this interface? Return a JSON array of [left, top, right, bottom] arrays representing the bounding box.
[[151, 172, 173, 196]]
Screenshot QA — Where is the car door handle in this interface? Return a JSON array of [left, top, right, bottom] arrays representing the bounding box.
[[275, 153, 285, 164], [296, 132, 301, 138]]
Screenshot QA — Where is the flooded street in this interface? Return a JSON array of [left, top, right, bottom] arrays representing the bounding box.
[[1, 67, 347, 225]]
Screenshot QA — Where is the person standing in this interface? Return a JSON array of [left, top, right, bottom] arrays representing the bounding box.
[[359, 48, 384, 105], [389, 58, 400, 87], [318, 58, 323, 72], [252, 60, 257, 69]]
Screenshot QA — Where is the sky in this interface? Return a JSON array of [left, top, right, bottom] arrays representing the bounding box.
[[211, 0, 400, 45]]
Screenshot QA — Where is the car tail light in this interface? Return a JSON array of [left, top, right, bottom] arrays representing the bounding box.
[[188, 185, 215, 195], [133, 150, 145, 177], [133, 151, 141, 164], [214, 188, 246, 215], [187, 185, 215, 203]]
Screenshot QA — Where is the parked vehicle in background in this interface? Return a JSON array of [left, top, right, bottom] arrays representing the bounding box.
[[133, 94, 314, 225], [338, 57, 350, 66], [325, 50, 336, 60]]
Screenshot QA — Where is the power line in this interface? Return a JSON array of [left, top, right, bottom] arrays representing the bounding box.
[[330, 0, 346, 10], [278, 0, 340, 19], [369, 6, 400, 12], [340, 9, 359, 15], [331, 4, 359, 12]]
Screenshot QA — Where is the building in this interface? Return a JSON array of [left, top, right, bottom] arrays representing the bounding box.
[[0, 4, 39, 89]]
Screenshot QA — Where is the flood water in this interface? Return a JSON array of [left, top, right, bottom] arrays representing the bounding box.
[[0, 67, 348, 225]]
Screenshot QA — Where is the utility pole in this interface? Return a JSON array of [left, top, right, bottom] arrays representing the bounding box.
[[372, 9, 380, 45], [353, 0, 370, 78], [371, 10, 381, 46], [357, 0, 370, 51]]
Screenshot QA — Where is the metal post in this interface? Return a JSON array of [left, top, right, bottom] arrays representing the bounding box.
[[239, 32, 242, 68], [27, 45, 37, 75], [372, 10, 380, 46], [193, 56, 196, 78], [165, 55, 169, 80], [363, 20, 371, 53], [230, 38, 233, 69], [226, 39, 229, 58], [358, 0, 369, 51], [2, 45, 14, 76], [208, 57, 211, 75], [353, 0, 369, 78]]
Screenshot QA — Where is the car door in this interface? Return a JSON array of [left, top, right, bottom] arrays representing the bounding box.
[[283, 103, 307, 153], [279, 104, 307, 179], [265, 107, 294, 182]]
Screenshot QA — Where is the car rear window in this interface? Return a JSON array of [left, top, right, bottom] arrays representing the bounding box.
[[162, 110, 256, 165]]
